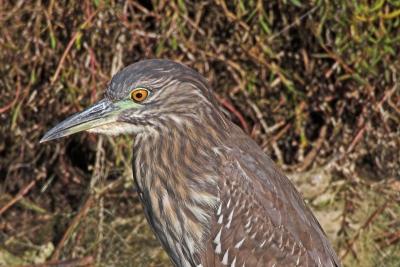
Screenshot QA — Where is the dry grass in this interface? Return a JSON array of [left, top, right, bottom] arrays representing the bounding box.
[[0, 1, 399, 266]]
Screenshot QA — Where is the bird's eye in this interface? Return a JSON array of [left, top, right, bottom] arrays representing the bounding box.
[[130, 88, 149, 102]]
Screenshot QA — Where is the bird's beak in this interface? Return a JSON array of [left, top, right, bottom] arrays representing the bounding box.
[[40, 98, 139, 143]]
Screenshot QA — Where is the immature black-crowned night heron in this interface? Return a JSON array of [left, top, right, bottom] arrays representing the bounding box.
[[41, 59, 340, 267]]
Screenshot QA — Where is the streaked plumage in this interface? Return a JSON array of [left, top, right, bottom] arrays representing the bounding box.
[[41, 59, 341, 267]]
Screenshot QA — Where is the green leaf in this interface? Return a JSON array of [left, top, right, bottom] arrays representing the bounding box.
[[75, 31, 83, 50], [259, 16, 271, 34], [289, 0, 302, 7], [50, 32, 57, 49]]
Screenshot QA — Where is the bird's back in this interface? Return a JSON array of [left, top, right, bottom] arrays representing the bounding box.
[[201, 123, 340, 267]]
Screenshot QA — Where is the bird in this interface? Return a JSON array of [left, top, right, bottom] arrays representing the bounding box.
[[41, 59, 341, 267]]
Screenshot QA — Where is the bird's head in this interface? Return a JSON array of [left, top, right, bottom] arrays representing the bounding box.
[[40, 59, 224, 142]]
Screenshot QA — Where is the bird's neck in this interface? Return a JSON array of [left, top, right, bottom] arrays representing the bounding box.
[[132, 113, 228, 263]]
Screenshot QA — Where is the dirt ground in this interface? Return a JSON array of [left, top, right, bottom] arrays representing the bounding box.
[[0, 1, 399, 267]]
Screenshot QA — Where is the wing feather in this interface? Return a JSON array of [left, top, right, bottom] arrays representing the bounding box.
[[202, 125, 340, 267]]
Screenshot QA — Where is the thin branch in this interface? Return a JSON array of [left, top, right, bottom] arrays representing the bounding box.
[[51, 11, 99, 85], [340, 199, 391, 260], [0, 175, 43, 216], [0, 75, 21, 113], [216, 95, 250, 133], [16, 256, 94, 267], [51, 196, 94, 260]]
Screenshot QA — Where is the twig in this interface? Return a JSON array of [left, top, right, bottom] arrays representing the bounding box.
[[375, 229, 400, 248], [180, 11, 206, 38], [346, 85, 396, 154], [16, 256, 94, 267], [268, 5, 320, 41], [272, 142, 285, 167], [216, 0, 250, 30], [216, 96, 250, 133], [340, 199, 391, 260], [261, 123, 291, 149], [189, 2, 206, 42], [246, 100, 268, 132], [295, 125, 327, 172], [320, 44, 355, 75], [90, 137, 106, 265], [0, 75, 21, 113], [51, 11, 99, 84], [130, 1, 161, 18], [0, 175, 43, 216], [51, 196, 94, 260], [346, 123, 367, 154]]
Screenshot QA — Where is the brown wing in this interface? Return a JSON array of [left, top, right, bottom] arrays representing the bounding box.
[[201, 125, 341, 267]]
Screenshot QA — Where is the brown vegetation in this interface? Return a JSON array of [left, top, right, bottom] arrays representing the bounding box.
[[1, 1, 399, 266]]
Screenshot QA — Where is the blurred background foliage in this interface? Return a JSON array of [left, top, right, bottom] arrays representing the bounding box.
[[0, 0, 399, 266]]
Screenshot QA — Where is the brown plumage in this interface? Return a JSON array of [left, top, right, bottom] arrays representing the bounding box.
[[41, 59, 341, 267]]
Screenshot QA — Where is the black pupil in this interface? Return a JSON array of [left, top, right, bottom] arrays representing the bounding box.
[[136, 92, 143, 99]]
